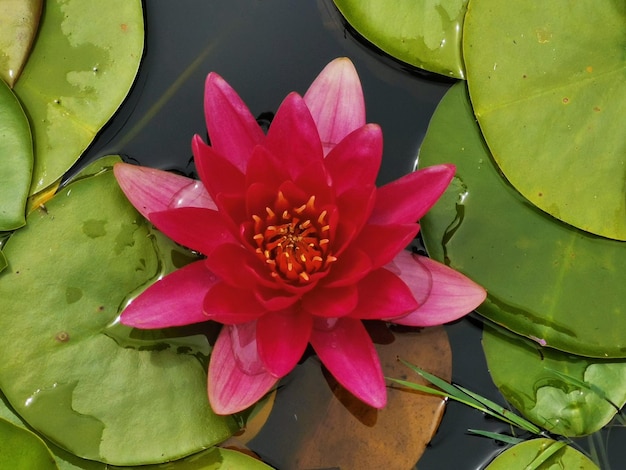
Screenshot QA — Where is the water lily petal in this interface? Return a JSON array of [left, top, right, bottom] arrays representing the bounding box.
[[304, 57, 366, 155], [245, 144, 290, 190], [150, 207, 237, 256], [325, 124, 382, 195], [254, 285, 302, 311], [301, 284, 358, 318], [114, 163, 215, 220], [310, 317, 386, 408], [352, 223, 420, 269], [243, 182, 279, 221], [205, 243, 269, 289], [208, 324, 278, 415], [349, 268, 418, 319], [293, 159, 334, 208], [204, 73, 265, 172], [192, 135, 246, 203], [387, 251, 486, 326], [257, 307, 313, 377], [332, 184, 377, 254], [120, 260, 216, 329], [169, 180, 215, 211], [203, 282, 266, 324], [369, 164, 455, 225], [265, 92, 324, 178], [320, 246, 372, 288]]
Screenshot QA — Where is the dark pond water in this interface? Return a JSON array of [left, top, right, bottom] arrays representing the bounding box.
[[77, 1, 623, 468]]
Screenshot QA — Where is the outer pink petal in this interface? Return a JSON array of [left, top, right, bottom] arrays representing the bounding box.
[[203, 282, 266, 324], [114, 163, 215, 220], [208, 324, 279, 415], [149, 207, 237, 256], [265, 92, 324, 178], [257, 308, 313, 377], [169, 180, 216, 211], [304, 57, 366, 155], [325, 124, 382, 195], [349, 268, 419, 320], [204, 73, 265, 172], [120, 260, 215, 328], [310, 317, 386, 408], [386, 251, 486, 326], [301, 284, 359, 318], [369, 164, 455, 225]]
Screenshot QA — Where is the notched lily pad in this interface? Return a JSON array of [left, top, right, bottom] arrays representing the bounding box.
[[13, 0, 144, 194], [0, 78, 33, 231], [0, 157, 237, 465], [0, 0, 43, 86], [464, 0, 626, 239], [483, 325, 626, 437], [333, 0, 467, 78], [419, 82, 626, 358]]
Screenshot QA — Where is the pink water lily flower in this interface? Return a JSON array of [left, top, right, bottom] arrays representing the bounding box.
[[114, 58, 486, 415]]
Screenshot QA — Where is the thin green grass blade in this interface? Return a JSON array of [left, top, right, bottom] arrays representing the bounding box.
[[457, 385, 542, 434], [468, 429, 524, 446]]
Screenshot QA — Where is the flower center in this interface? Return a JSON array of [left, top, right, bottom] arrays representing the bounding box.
[[252, 192, 335, 285]]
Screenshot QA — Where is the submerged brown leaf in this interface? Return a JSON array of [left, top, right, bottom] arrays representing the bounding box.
[[247, 323, 452, 469]]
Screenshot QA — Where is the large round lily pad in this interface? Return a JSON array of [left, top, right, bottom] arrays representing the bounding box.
[[0, 158, 236, 465], [419, 82, 626, 358], [483, 325, 626, 437], [0, 78, 32, 231], [333, 0, 468, 78], [464, 0, 626, 240], [13, 0, 144, 195]]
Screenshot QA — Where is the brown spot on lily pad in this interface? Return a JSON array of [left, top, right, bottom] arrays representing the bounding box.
[[55, 331, 70, 343]]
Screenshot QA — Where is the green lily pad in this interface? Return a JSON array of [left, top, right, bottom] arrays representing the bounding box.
[[418, 82, 626, 358], [483, 325, 626, 437], [485, 438, 598, 470], [111, 447, 274, 470], [0, 77, 33, 231], [0, 0, 42, 86], [332, 0, 467, 78], [0, 417, 58, 470], [463, 0, 626, 240], [0, 420, 58, 469], [13, 0, 144, 195], [0, 157, 237, 465]]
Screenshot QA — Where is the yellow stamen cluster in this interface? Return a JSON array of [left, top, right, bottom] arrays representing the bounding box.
[[252, 192, 335, 285]]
